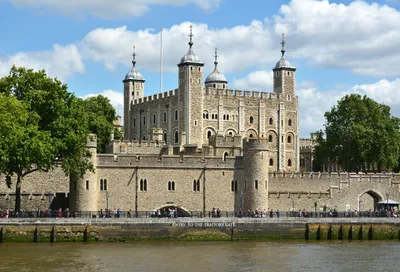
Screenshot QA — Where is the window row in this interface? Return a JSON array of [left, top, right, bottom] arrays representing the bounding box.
[[268, 159, 292, 167], [267, 135, 293, 144], [133, 110, 179, 128], [231, 180, 266, 191]]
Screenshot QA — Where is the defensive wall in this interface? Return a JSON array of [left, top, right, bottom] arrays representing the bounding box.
[[0, 217, 400, 242]]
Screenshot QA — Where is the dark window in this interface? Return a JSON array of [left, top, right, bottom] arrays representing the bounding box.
[[255, 180, 258, 190], [223, 152, 228, 161], [174, 131, 179, 144], [153, 114, 156, 124], [133, 118, 136, 128], [287, 136, 292, 144], [172, 181, 175, 191], [163, 133, 167, 143], [249, 134, 254, 138], [223, 84, 225, 88], [206, 113, 209, 119], [269, 118, 273, 125], [250, 116, 254, 124], [288, 119, 292, 126], [100, 179, 103, 191], [288, 159, 292, 167], [86, 180, 89, 190], [215, 114, 218, 119], [234, 180, 238, 192], [231, 180, 234, 192], [143, 116, 146, 126], [140, 179, 147, 191], [269, 159, 274, 166], [223, 114, 226, 120], [104, 179, 107, 191], [175, 110, 178, 121], [211, 114, 214, 119], [207, 131, 212, 139], [268, 135, 273, 142], [244, 180, 247, 191], [227, 115, 229, 120], [163, 112, 167, 122], [193, 180, 200, 192], [213, 84, 216, 88]]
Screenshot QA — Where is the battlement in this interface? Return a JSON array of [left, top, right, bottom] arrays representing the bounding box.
[[268, 171, 398, 181], [105, 139, 167, 155], [243, 137, 269, 151], [210, 134, 243, 147], [204, 87, 278, 100], [132, 89, 178, 105]]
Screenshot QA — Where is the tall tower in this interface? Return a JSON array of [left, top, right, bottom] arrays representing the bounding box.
[[123, 45, 145, 140], [273, 34, 297, 172], [205, 48, 228, 90], [242, 138, 269, 211], [177, 25, 204, 147]]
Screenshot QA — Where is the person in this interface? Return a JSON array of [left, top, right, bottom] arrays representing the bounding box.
[[270, 209, 273, 218], [276, 209, 280, 218], [128, 209, 132, 218], [5, 209, 9, 219]]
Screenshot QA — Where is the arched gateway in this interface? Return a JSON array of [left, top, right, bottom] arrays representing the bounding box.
[[358, 190, 384, 212]]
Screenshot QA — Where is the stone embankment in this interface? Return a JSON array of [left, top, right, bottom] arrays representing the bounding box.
[[0, 218, 399, 242]]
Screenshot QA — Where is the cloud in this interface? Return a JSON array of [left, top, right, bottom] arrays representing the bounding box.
[[0, 44, 84, 80], [298, 77, 400, 137], [10, 0, 221, 20], [81, 89, 124, 117], [274, 0, 400, 77], [79, 21, 276, 75], [232, 70, 273, 91]]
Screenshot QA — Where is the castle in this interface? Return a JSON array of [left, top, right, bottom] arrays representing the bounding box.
[[0, 26, 399, 214]]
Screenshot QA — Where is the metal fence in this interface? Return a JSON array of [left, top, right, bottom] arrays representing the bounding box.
[[0, 210, 396, 219]]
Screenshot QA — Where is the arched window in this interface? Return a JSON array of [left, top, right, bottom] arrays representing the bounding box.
[[174, 131, 179, 144], [142, 135, 146, 140], [249, 134, 254, 138], [100, 179, 103, 191], [223, 152, 228, 162], [287, 135, 292, 144], [287, 95, 291, 101], [207, 131, 212, 139], [229, 132, 233, 136], [213, 84, 216, 88], [140, 179, 147, 192], [288, 159, 292, 167], [168, 181, 175, 191], [172, 181, 175, 191], [255, 180, 258, 190], [227, 115, 229, 120], [223, 84, 225, 89], [193, 180, 200, 192], [174, 110, 178, 121], [163, 112, 167, 122], [269, 118, 273, 125], [215, 114, 218, 119], [231, 180, 235, 192], [212, 114, 214, 119], [268, 135, 273, 142], [269, 159, 274, 166], [133, 118, 136, 128], [143, 116, 146, 126], [223, 114, 226, 120], [288, 119, 292, 126], [153, 114, 156, 124], [250, 116, 254, 124], [104, 179, 107, 191], [163, 133, 167, 143]]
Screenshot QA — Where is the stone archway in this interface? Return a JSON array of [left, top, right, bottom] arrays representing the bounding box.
[[358, 190, 383, 212], [153, 204, 191, 217]]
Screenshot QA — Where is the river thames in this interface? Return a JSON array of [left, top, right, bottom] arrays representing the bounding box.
[[0, 241, 396, 272]]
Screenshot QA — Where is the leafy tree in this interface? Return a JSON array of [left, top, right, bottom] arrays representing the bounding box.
[[0, 67, 92, 212], [312, 130, 327, 172], [319, 94, 400, 172], [83, 95, 116, 152]]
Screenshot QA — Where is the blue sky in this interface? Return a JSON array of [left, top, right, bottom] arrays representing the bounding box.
[[1, 0, 400, 137]]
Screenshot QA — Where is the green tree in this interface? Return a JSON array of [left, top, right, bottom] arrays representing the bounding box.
[[0, 67, 92, 212], [0, 94, 55, 212], [320, 94, 400, 172], [312, 130, 327, 172], [83, 95, 116, 152]]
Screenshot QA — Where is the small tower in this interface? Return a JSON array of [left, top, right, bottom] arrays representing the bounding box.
[[177, 25, 204, 147], [69, 134, 98, 212], [123, 45, 145, 140], [205, 48, 228, 90], [273, 33, 296, 98], [242, 138, 269, 212]]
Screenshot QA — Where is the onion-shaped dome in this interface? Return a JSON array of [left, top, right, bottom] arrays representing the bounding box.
[[205, 48, 227, 83], [274, 33, 295, 70], [123, 45, 145, 82], [179, 25, 203, 65]]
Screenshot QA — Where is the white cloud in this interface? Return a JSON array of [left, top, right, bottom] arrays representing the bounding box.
[[10, 0, 221, 19], [298, 77, 400, 137], [232, 70, 273, 91], [274, 0, 400, 77], [0, 44, 84, 80], [79, 21, 276, 76], [81, 89, 124, 117]]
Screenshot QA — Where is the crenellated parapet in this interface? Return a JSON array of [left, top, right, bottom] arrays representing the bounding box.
[[132, 89, 178, 105]]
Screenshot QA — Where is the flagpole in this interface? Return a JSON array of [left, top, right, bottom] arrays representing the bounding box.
[[160, 29, 163, 93]]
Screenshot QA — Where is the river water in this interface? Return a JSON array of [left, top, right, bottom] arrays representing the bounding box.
[[0, 241, 396, 272]]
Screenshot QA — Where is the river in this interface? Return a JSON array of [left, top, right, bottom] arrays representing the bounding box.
[[0, 241, 396, 271]]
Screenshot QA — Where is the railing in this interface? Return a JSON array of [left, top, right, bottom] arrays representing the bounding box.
[[0, 210, 396, 219]]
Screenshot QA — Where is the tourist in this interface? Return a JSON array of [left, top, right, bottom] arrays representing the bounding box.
[[276, 209, 280, 218], [270, 209, 273, 218]]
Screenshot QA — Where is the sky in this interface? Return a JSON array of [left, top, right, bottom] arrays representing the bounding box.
[[1, 0, 400, 138]]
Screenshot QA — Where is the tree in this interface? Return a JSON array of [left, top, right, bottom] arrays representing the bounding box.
[[0, 94, 55, 212], [83, 95, 116, 152], [319, 94, 400, 172], [0, 67, 92, 212]]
